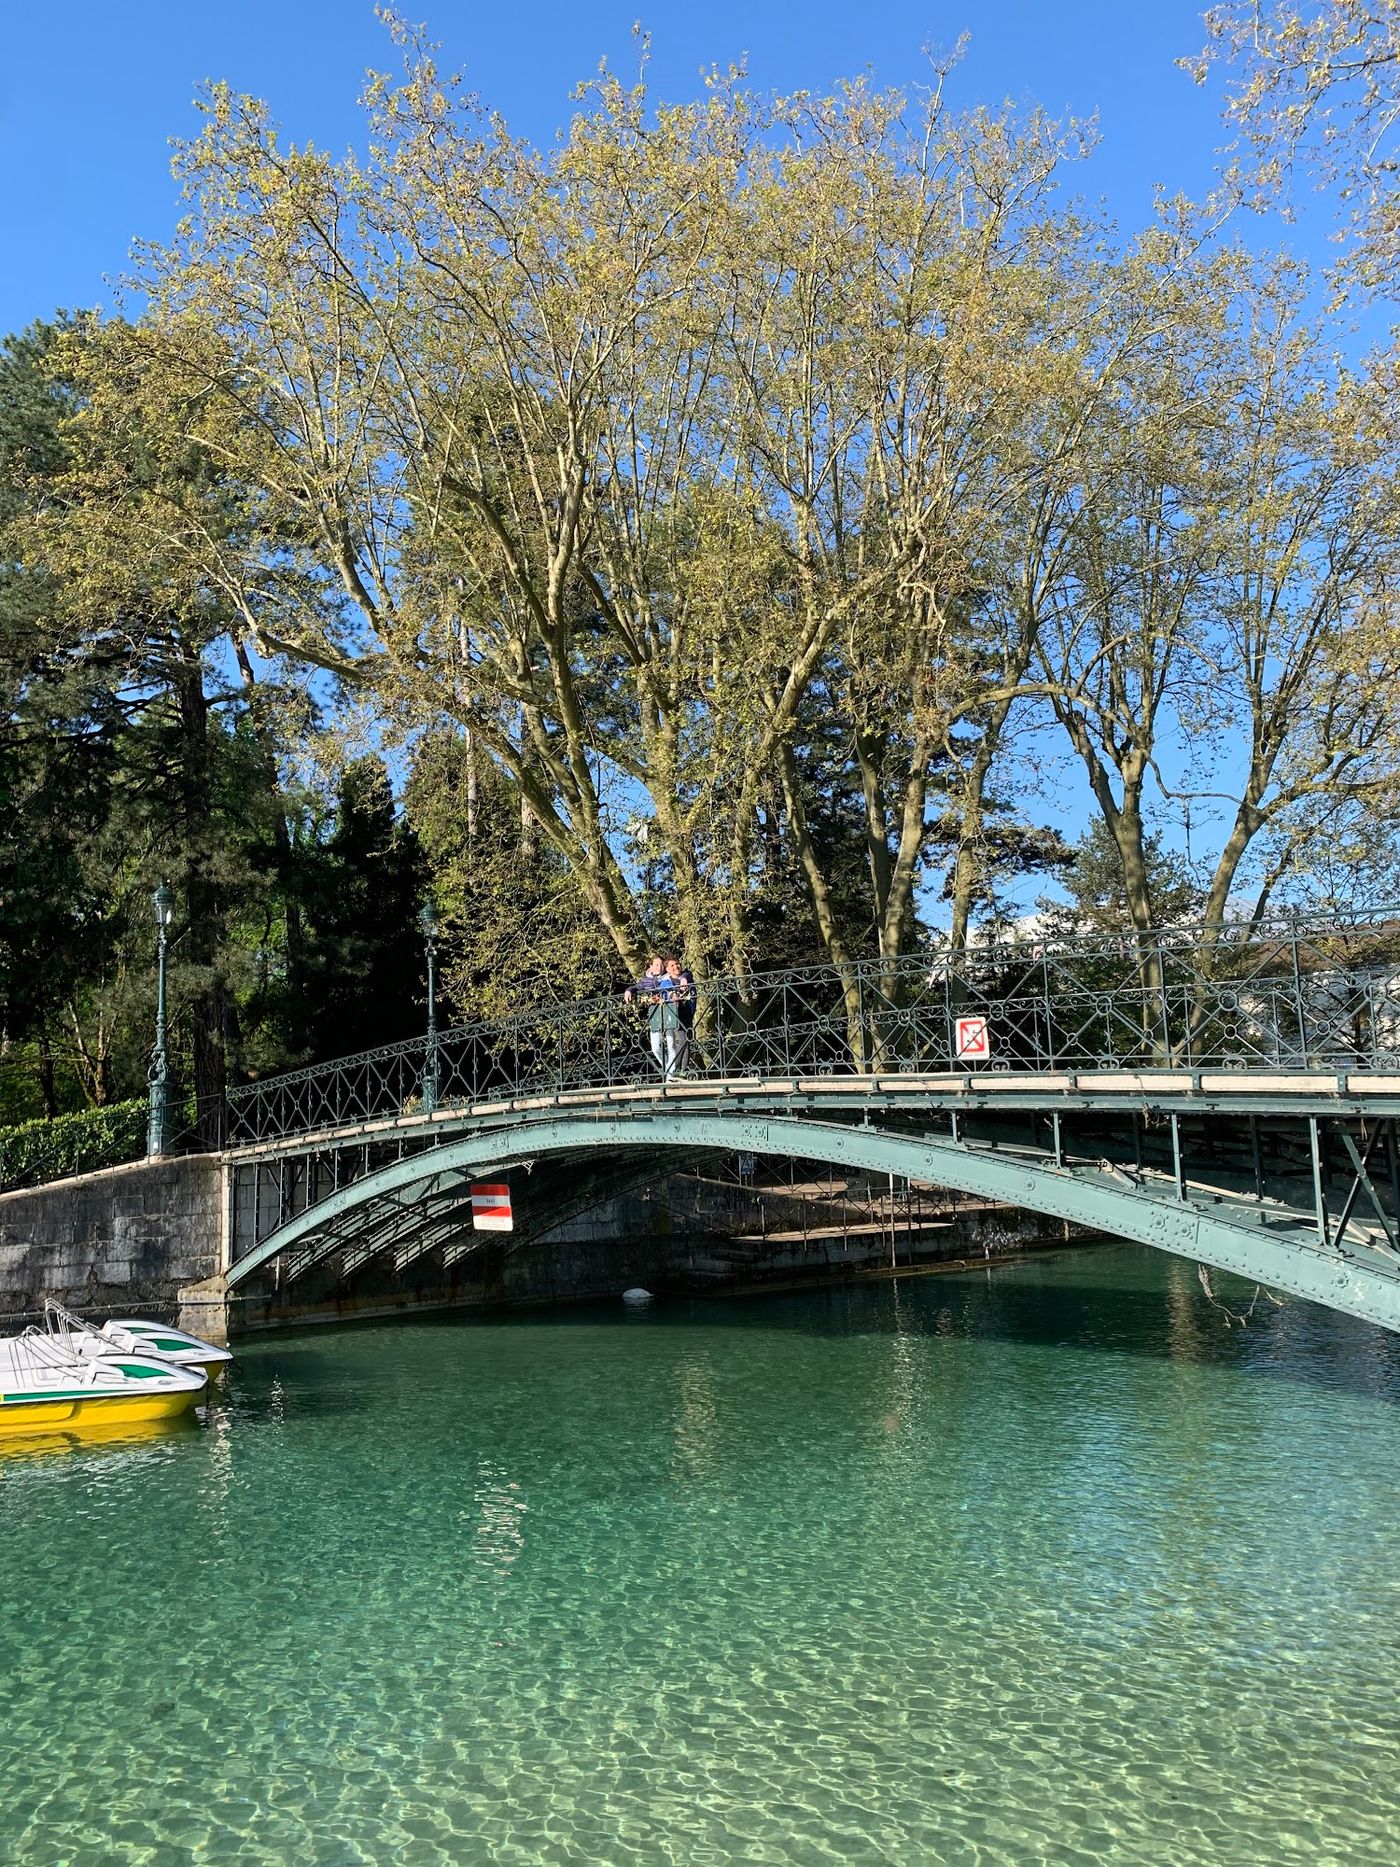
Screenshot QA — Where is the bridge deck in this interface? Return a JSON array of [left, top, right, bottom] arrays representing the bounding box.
[[226, 1068, 1400, 1162]]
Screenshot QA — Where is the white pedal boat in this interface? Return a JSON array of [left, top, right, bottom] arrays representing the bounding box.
[[83, 1317, 232, 1381], [6, 1303, 232, 1382], [0, 1330, 206, 1440]]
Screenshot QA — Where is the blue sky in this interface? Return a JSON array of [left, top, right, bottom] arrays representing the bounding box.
[[2, 2, 1281, 340]]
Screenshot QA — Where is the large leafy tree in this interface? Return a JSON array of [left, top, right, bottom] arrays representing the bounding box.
[[0, 318, 137, 1115], [405, 732, 618, 1021], [122, 20, 1103, 993], [1023, 249, 1400, 938], [14, 319, 281, 1136]]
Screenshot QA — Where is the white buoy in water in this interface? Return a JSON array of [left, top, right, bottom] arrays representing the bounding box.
[[622, 1287, 654, 1307]]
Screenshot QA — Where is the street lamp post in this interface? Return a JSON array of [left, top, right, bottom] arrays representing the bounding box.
[[420, 901, 440, 1116], [147, 882, 174, 1157]]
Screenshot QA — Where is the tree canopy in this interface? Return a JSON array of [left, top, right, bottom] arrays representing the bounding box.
[[5, 12, 1400, 1122]]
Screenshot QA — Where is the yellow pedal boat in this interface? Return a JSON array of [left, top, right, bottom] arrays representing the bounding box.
[[0, 1331, 207, 1440]]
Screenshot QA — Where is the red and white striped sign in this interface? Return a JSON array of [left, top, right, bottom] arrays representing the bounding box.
[[955, 1017, 991, 1062], [470, 1184, 513, 1232]]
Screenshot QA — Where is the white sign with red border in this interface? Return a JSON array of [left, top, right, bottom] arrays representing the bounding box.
[[954, 1017, 991, 1063], [470, 1183, 514, 1232]]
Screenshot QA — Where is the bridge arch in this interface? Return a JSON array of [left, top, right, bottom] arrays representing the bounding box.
[[225, 1110, 1400, 1333]]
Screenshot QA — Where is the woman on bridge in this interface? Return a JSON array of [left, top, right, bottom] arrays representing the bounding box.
[[624, 956, 670, 1077], [623, 954, 690, 1080], [664, 956, 695, 1077]]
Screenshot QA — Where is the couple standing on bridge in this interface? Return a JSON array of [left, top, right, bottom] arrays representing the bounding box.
[[623, 955, 695, 1081]]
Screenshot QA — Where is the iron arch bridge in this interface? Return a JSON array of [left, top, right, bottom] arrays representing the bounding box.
[[220, 910, 1400, 1333]]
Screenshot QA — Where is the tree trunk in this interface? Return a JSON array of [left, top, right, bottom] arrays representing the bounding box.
[[777, 743, 867, 1068], [465, 725, 479, 845], [1053, 707, 1169, 1061], [232, 639, 304, 1018], [948, 668, 1027, 958], [1101, 781, 1171, 1061]]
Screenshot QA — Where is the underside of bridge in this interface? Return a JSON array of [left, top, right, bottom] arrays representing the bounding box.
[[223, 1100, 1400, 1334]]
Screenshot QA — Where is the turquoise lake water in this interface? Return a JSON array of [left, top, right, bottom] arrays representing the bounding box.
[[2, 1244, 1399, 1865]]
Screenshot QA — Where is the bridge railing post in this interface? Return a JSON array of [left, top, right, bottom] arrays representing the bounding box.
[[855, 965, 868, 1073], [1292, 933, 1310, 1068], [603, 997, 618, 1087], [1157, 930, 1173, 1068], [941, 955, 956, 1070]]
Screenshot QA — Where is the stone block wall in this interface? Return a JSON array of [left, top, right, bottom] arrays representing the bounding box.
[[0, 1154, 223, 1323]]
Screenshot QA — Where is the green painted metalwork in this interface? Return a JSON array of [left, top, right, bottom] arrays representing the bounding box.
[[223, 907, 1400, 1147], [212, 906, 1400, 1333], [224, 1110, 1400, 1333], [145, 883, 174, 1159], [227, 1075, 1400, 1172]]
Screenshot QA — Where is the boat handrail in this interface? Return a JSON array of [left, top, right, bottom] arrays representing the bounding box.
[[5, 1328, 101, 1382], [43, 1297, 93, 1340]]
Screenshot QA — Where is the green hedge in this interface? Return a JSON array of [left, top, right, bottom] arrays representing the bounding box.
[[0, 1099, 148, 1191]]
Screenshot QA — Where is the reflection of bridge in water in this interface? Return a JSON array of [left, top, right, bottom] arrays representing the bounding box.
[[221, 911, 1400, 1332]]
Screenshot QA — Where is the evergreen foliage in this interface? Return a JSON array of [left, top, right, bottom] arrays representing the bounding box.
[[1038, 821, 1204, 937], [0, 1098, 145, 1191], [405, 733, 619, 1022], [296, 757, 426, 1058]]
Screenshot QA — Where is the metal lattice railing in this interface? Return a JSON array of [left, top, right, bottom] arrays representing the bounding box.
[[223, 909, 1400, 1147]]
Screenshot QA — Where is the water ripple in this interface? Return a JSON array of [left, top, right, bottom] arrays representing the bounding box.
[[2, 1246, 1398, 1864]]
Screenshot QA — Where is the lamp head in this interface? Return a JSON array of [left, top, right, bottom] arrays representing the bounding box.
[[418, 901, 439, 940], [152, 883, 174, 929]]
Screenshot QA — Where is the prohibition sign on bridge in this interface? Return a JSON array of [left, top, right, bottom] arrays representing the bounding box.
[[954, 1017, 991, 1063], [470, 1184, 514, 1231]]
